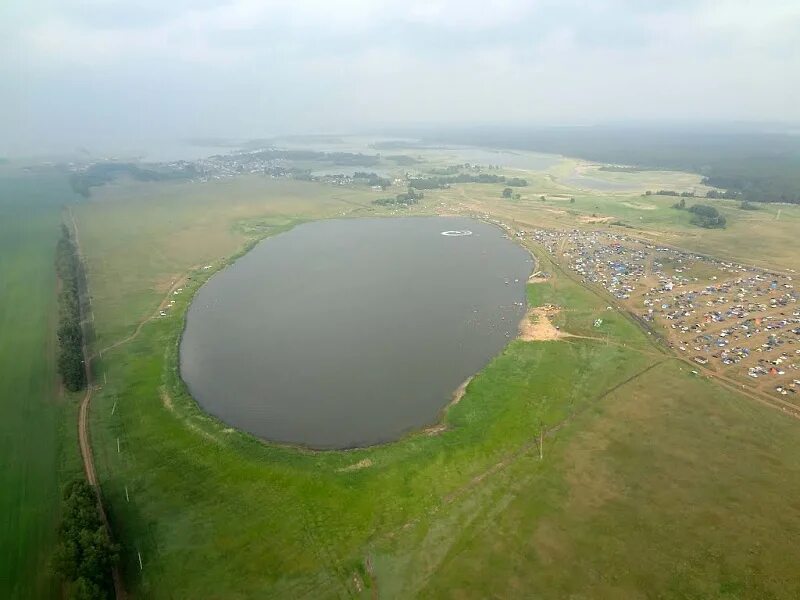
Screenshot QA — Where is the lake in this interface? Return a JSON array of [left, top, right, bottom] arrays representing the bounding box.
[[180, 217, 532, 449]]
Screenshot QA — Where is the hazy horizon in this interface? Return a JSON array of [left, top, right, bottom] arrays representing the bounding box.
[[2, 0, 799, 156]]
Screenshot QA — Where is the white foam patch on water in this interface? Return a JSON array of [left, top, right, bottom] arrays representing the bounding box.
[[441, 230, 473, 237]]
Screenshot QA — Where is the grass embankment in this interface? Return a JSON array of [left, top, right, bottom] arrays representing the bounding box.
[[70, 172, 800, 597], [0, 172, 83, 598]]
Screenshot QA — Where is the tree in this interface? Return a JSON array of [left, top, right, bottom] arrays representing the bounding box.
[[55, 225, 87, 391], [688, 204, 727, 228], [54, 480, 119, 598], [73, 578, 105, 600], [502, 187, 513, 198]]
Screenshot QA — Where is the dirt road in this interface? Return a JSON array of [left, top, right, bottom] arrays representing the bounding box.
[[69, 209, 127, 600]]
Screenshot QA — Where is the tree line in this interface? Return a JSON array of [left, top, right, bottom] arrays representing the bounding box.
[[70, 162, 190, 198], [54, 480, 119, 599], [646, 189, 740, 200], [425, 125, 800, 204], [373, 188, 424, 206], [56, 224, 87, 391], [249, 149, 381, 167], [406, 174, 528, 189]]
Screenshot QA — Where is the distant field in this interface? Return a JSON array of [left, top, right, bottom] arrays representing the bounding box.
[[439, 170, 800, 273], [75, 176, 382, 350], [0, 172, 82, 599], [70, 162, 800, 597]]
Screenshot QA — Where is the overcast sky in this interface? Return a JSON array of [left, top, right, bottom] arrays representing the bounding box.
[[2, 0, 799, 155]]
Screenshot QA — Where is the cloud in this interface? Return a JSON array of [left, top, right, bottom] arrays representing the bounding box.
[[1, 0, 799, 153]]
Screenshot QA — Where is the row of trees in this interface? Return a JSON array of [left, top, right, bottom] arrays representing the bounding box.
[[373, 188, 424, 207], [250, 149, 381, 167], [647, 188, 741, 201], [705, 189, 740, 199], [406, 173, 528, 189], [56, 225, 87, 391], [69, 163, 186, 198], [645, 189, 696, 197], [54, 480, 119, 599]]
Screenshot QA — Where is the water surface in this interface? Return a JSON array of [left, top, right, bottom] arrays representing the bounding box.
[[180, 217, 532, 448]]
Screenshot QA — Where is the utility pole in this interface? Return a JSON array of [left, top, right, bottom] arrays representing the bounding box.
[[539, 426, 544, 460]]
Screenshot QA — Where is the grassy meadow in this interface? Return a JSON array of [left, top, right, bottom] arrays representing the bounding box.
[[4, 146, 800, 598], [70, 165, 800, 598], [0, 171, 83, 598]]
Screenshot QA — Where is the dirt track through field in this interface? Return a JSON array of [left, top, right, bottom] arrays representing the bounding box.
[[69, 209, 127, 600], [384, 359, 668, 545]]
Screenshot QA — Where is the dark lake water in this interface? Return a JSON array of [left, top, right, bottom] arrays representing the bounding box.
[[180, 217, 532, 449]]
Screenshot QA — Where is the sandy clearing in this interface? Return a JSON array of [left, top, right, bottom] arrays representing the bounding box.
[[579, 215, 615, 224], [519, 305, 571, 341], [528, 272, 550, 284]]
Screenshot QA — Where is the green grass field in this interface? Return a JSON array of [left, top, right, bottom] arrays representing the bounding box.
[[67, 169, 800, 597], [5, 149, 800, 598], [0, 172, 83, 598]]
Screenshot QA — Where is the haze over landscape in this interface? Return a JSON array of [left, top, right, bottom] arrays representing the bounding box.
[[4, 1, 800, 599], [2, 0, 800, 155]]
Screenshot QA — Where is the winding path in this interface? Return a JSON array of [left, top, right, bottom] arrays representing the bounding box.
[[92, 271, 193, 360], [69, 209, 127, 600]]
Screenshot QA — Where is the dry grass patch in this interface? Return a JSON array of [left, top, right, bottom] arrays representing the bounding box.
[[519, 305, 571, 341]]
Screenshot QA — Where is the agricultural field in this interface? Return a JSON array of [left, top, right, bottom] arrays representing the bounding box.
[[0, 170, 83, 599], [65, 148, 800, 598]]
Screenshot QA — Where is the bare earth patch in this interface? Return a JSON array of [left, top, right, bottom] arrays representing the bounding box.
[[422, 376, 473, 436], [338, 458, 373, 472], [528, 271, 550, 283], [579, 215, 615, 224], [620, 201, 657, 210], [519, 305, 571, 341], [159, 387, 220, 444]]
